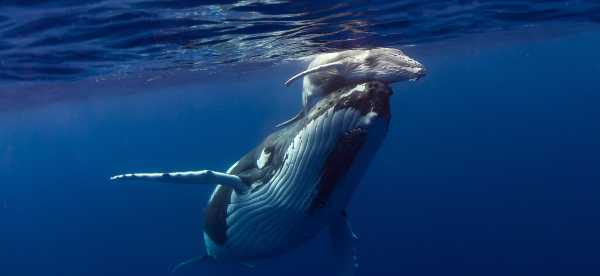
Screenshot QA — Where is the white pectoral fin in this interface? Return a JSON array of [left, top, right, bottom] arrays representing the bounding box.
[[284, 61, 344, 86], [110, 170, 248, 193], [329, 211, 359, 276]]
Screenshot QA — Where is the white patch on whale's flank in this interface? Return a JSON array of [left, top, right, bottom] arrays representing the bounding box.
[[257, 148, 271, 169], [358, 111, 379, 128]]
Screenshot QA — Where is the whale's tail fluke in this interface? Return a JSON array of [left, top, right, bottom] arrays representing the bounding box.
[[110, 170, 249, 194]]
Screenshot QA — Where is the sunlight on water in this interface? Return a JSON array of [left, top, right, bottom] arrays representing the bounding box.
[[0, 0, 599, 82]]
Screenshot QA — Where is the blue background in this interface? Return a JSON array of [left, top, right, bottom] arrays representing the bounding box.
[[2, 30, 600, 275]]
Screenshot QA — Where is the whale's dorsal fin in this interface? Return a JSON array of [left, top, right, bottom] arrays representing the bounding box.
[[110, 170, 249, 194], [284, 61, 344, 86]]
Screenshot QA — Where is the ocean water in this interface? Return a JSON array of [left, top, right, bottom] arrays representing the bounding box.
[[1, 1, 600, 276]]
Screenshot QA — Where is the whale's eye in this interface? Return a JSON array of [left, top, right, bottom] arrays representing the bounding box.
[[364, 56, 377, 67]]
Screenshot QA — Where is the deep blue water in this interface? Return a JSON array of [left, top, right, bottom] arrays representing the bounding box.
[[2, 1, 600, 276]]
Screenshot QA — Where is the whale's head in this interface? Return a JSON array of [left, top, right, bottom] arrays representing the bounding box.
[[347, 47, 426, 84]]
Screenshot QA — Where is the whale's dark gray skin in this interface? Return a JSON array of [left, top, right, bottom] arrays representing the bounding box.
[[111, 81, 394, 275]]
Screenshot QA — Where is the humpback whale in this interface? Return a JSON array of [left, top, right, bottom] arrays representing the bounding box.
[[279, 48, 425, 127], [111, 81, 396, 275]]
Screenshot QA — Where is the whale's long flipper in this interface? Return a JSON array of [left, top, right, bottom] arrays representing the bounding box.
[[329, 211, 359, 276], [110, 170, 249, 194], [284, 61, 344, 86]]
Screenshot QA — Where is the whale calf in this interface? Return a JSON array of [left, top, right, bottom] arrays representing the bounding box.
[[112, 81, 395, 275], [279, 48, 425, 127]]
